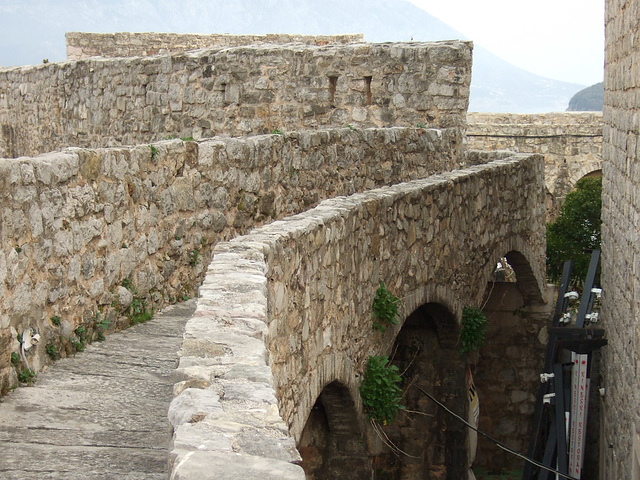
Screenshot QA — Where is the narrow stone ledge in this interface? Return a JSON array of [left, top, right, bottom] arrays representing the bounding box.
[[170, 240, 302, 478], [170, 450, 305, 480]]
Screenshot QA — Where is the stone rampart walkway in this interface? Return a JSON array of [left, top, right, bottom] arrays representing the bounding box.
[[0, 299, 196, 480]]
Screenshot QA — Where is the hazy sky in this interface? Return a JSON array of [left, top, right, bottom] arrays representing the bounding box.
[[0, 0, 604, 90], [407, 0, 605, 85]]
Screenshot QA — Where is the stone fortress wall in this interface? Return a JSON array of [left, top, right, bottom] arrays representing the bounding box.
[[0, 30, 612, 477], [168, 153, 546, 479], [65, 32, 365, 60], [0, 40, 472, 159], [601, 0, 640, 477], [0, 125, 461, 395], [467, 112, 603, 218]]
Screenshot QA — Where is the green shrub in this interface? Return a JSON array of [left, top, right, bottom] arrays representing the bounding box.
[[460, 306, 487, 354], [360, 355, 404, 424], [372, 282, 400, 333], [18, 368, 36, 384], [546, 176, 602, 287]]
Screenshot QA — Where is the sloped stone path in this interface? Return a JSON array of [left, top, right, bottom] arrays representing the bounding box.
[[0, 299, 196, 480]]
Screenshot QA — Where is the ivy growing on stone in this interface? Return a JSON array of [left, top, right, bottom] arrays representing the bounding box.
[[460, 306, 487, 354], [372, 281, 400, 333], [359, 355, 404, 425]]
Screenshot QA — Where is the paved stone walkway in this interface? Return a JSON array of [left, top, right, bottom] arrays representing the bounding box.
[[0, 299, 196, 480]]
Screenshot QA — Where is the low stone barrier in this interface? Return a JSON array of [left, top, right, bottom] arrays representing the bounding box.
[[168, 154, 546, 477], [0, 126, 461, 396]]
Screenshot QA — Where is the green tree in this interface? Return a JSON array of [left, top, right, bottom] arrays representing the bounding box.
[[546, 176, 602, 287]]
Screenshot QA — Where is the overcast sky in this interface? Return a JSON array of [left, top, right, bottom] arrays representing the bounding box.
[[0, 0, 605, 89], [407, 0, 605, 85]]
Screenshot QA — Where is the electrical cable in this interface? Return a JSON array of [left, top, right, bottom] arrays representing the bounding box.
[[413, 384, 574, 480]]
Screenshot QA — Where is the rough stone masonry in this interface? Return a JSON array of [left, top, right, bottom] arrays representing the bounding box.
[[467, 112, 603, 219], [601, 0, 640, 477], [0, 125, 464, 395], [168, 154, 546, 479], [0, 40, 472, 158], [0, 30, 600, 478]]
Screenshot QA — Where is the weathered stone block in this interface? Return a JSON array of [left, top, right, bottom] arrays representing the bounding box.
[[171, 450, 305, 480]]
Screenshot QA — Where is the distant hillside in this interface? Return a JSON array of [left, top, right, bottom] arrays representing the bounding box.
[[567, 82, 604, 111], [0, 0, 584, 113]]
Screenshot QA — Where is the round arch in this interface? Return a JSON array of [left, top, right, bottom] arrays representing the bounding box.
[[473, 246, 554, 471], [546, 159, 602, 220], [568, 167, 602, 190], [298, 380, 371, 479], [373, 301, 468, 479], [480, 240, 547, 307]]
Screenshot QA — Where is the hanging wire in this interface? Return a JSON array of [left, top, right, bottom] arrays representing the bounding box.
[[413, 383, 574, 480]]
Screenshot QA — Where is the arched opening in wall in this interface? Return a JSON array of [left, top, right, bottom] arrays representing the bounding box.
[[579, 169, 602, 181], [472, 250, 551, 473], [547, 171, 602, 288], [373, 302, 468, 479], [299, 381, 372, 479], [548, 168, 603, 222]]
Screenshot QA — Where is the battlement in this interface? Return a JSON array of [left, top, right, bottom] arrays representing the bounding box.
[[0, 40, 472, 158], [65, 32, 365, 59]]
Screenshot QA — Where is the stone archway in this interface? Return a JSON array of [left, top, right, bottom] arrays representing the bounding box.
[[374, 302, 468, 479], [547, 162, 603, 220], [298, 381, 372, 479], [473, 250, 553, 471]]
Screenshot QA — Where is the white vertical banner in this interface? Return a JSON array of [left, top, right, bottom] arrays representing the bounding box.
[[568, 352, 580, 476], [574, 354, 589, 478]]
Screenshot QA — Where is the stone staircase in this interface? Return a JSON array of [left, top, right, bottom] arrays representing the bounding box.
[[0, 299, 196, 480]]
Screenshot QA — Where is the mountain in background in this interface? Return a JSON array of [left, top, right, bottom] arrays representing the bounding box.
[[567, 82, 604, 111], [0, 0, 585, 113]]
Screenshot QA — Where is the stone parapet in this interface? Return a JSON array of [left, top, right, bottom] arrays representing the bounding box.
[[467, 112, 603, 218], [169, 244, 306, 479], [168, 155, 546, 477], [0, 41, 472, 158], [0, 126, 460, 395], [65, 32, 365, 60]]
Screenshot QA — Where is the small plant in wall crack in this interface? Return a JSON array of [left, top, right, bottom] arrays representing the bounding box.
[[372, 282, 400, 333], [17, 368, 36, 384], [93, 313, 110, 342], [149, 144, 158, 160], [46, 343, 59, 360], [460, 306, 487, 354], [189, 248, 200, 267], [74, 326, 89, 352], [360, 355, 404, 425], [128, 295, 153, 325]]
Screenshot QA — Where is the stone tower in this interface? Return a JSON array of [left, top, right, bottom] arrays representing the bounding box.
[[601, 0, 640, 477]]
